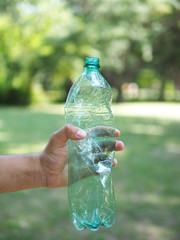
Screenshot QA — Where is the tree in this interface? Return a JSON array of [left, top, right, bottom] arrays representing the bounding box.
[[0, 0, 94, 104], [0, 0, 180, 104], [67, 0, 180, 101], [150, 6, 180, 100]]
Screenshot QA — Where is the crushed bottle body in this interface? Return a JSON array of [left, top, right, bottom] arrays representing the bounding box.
[[65, 58, 116, 231]]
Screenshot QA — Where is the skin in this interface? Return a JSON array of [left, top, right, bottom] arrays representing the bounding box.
[[0, 124, 124, 193]]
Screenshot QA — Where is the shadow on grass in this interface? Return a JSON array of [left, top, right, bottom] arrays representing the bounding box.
[[0, 107, 180, 240]]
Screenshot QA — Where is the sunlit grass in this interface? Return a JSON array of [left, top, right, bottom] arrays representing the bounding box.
[[112, 102, 180, 120], [0, 102, 180, 240], [30, 102, 180, 120]]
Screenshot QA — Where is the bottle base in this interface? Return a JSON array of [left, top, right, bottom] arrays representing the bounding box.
[[72, 213, 115, 231]]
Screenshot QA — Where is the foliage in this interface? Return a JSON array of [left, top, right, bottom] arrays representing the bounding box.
[[67, 0, 180, 101], [0, 0, 180, 104], [0, 0, 93, 104]]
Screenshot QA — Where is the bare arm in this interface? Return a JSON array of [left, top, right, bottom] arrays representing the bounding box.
[[0, 124, 124, 193], [0, 154, 43, 193]]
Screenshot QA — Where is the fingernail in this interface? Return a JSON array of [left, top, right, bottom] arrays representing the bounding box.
[[76, 130, 86, 138]]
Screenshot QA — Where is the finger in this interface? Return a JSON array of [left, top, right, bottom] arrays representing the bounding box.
[[115, 141, 124, 151], [91, 140, 124, 152], [93, 153, 109, 164], [92, 141, 116, 152], [113, 159, 118, 167], [93, 154, 117, 168], [86, 126, 116, 138], [116, 129, 120, 137], [86, 126, 120, 138], [53, 124, 87, 145]]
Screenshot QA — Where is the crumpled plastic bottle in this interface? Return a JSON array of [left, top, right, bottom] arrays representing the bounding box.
[[65, 57, 116, 231]]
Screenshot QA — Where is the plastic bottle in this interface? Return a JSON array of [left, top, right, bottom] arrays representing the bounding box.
[[65, 57, 116, 231]]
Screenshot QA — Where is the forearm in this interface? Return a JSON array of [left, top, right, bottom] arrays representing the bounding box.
[[0, 154, 45, 193]]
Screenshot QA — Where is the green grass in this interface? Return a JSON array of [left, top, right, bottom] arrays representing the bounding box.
[[0, 103, 180, 240]]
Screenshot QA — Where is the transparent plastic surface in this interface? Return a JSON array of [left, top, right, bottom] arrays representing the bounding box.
[[65, 59, 116, 231]]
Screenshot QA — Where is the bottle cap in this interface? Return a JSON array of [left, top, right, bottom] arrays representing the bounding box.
[[84, 57, 100, 68]]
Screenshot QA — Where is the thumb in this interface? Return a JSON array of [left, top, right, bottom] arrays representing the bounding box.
[[53, 124, 87, 145]]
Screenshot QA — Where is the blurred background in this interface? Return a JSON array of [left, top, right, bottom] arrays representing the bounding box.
[[0, 0, 180, 240], [0, 0, 180, 105]]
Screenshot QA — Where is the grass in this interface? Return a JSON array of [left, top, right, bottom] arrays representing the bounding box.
[[0, 102, 180, 240]]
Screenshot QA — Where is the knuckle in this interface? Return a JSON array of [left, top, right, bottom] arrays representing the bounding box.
[[50, 131, 58, 142], [65, 124, 73, 131]]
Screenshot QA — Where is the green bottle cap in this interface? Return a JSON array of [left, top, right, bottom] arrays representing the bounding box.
[[84, 57, 100, 68]]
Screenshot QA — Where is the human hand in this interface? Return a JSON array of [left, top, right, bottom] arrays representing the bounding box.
[[39, 124, 124, 188]]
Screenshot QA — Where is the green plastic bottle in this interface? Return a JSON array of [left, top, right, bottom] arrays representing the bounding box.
[[65, 57, 116, 231]]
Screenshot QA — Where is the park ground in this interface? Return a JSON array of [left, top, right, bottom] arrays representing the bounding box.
[[0, 102, 180, 240]]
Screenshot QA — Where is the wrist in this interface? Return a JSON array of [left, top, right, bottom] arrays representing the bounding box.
[[33, 154, 47, 188]]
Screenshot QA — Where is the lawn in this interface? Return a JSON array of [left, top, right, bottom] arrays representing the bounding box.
[[0, 102, 180, 240]]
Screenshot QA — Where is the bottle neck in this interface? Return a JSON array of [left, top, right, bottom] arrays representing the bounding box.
[[84, 65, 99, 72]]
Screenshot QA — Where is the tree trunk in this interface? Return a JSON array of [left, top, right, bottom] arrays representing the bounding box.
[[117, 86, 123, 102], [158, 79, 166, 101]]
